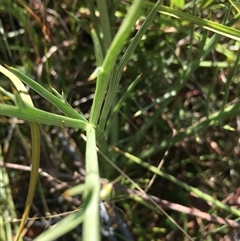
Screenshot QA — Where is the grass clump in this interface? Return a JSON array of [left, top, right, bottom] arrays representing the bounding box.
[[0, 0, 240, 240]]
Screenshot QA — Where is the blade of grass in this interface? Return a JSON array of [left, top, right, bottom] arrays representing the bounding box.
[[229, 0, 240, 13], [85, 0, 102, 42], [0, 104, 89, 130], [141, 100, 240, 159], [90, 0, 143, 125], [137, 2, 240, 41], [105, 74, 142, 138], [113, 146, 240, 217], [0, 149, 23, 241], [34, 208, 85, 241], [222, 50, 240, 111], [0, 63, 41, 241], [96, 0, 112, 49], [13, 122, 40, 241], [90, 27, 104, 67], [6, 66, 88, 122], [99, 0, 163, 130]]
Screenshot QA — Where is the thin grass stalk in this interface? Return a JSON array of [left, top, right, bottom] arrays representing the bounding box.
[[114, 147, 240, 217], [83, 124, 100, 241], [206, 67, 218, 118], [135, 0, 240, 41], [0, 153, 22, 241], [105, 74, 142, 138], [118, 0, 162, 71], [157, 5, 240, 41], [98, 66, 118, 130], [129, 195, 194, 241], [34, 209, 85, 241], [222, 50, 240, 111], [99, 0, 162, 131], [90, 0, 143, 125], [85, 0, 101, 43], [96, 0, 112, 49], [141, 100, 240, 158], [91, 27, 104, 66]]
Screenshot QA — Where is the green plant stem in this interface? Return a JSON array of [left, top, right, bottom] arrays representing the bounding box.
[[90, 0, 143, 125], [96, 0, 112, 49], [0, 104, 89, 130], [83, 125, 100, 241], [34, 209, 85, 241], [222, 50, 240, 111], [100, 0, 162, 131]]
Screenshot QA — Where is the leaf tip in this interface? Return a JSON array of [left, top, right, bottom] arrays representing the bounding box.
[[3, 64, 11, 69]]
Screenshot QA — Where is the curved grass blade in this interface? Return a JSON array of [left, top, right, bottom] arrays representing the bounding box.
[[0, 65, 41, 241], [14, 122, 40, 241]]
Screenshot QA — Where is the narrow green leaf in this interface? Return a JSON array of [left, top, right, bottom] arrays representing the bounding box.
[[90, 27, 104, 67], [114, 147, 240, 217], [157, 5, 240, 41], [8, 66, 88, 122], [229, 0, 240, 13], [140, 101, 240, 158], [90, 0, 143, 125], [100, 0, 162, 130], [35, 208, 85, 241], [0, 104, 89, 130]]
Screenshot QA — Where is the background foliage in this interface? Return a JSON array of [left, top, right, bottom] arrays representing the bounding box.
[[0, 0, 240, 240]]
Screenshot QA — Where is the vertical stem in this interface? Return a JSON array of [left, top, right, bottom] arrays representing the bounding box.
[[90, 0, 143, 125], [83, 124, 100, 241], [96, 0, 112, 49]]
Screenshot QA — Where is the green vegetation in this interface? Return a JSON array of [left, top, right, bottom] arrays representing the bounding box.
[[0, 0, 240, 240]]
